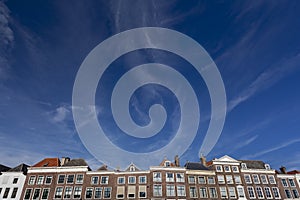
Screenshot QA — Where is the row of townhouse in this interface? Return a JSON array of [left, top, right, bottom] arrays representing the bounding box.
[[0, 155, 299, 200]]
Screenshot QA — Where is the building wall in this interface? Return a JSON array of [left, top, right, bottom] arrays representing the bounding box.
[[0, 171, 26, 200]]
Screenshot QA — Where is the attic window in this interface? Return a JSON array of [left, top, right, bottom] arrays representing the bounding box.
[[130, 166, 135, 171], [265, 164, 271, 170], [43, 162, 49, 167], [241, 163, 247, 170], [165, 161, 171, 167]]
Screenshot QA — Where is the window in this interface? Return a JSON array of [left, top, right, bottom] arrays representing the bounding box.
[[244, 174, 252, 184], [41, 188, 50, 199], [12, 177, 18, 184], [139, 185, 147, 198], [76, 174, 84, 184], [139, 176, 146, 184], [177, 185, 186, 196], [252, 174, 260, 184], [237, 186, 245, 198], [0, 188, 2, 195], [94, 187, 102, 199], [129, 166, 135, 171], [37, 176, 44, 184], [176, 173, 184, 182], [3, 188, 10, 198], [103, 187, 111, 198], [234, 175, 241, 184], [208, 176, 215, 184], [101, 176, 109, 184], [64, 186, 72, 198], [128, 185, 135, 198], [189, 186, 197, 198], [260, 175, 268, 184], [268, 175, 276, 184], [216, 165, 223, 172], [91, 176, 99, 184], [199, 187, 208, 198], [166, 173, 174, 182], [45, 176, 52, 184], [226, 175, 233, 184], [224, 165, 231, 172], [232, 166, 239, 172], [188, 175, 195, 184], [86, 188, 93, 199], [256, 187, 264, 199], [24, 189, 32, 199], [285, 189, 292, 198], [55, 187, 63, 198], [11, 188, 18, 198], [166, 185, 175, 196], [209, 187, 218, 198], [272, 187, 280, 199], [281, 178, 288, 187], [74, 186, 82, 198], [165, 161, 171, 167], [28, 176, 36, 185], [118, 177, 125, 184], [153, 172, 161, 182], [67, 174, 74, 184], [220, 187, 227, 199], [292, 189, 299, 198], [153, 185, 162, 196], [58, 175, 65, 184], [228, 187, 236, 198], [217, 175, 225, 184], [241, 163, 247, 169], [128, 176, 136, 184], [289, 178, 296, 187], [265, 187, 272, 199], [32, 188, 41, 200], [248, 186, 256, 199], [265, 164, 271, 170], [198, 176, 206, 184]]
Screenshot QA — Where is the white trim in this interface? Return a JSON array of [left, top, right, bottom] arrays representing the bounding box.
[[28, 166, 89, 173], [186, 170, 215, 175]]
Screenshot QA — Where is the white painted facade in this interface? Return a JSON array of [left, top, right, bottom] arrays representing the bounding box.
[[0, 171, 26, 200]]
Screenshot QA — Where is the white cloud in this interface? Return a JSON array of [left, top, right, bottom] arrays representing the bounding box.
[[243, 138, 300, 159], [228, 53, 300, 112], [0, 1, 14, 80], [53, 106, 70, 122]]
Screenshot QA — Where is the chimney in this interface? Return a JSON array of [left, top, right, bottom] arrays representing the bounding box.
[[200, 154, 207, 167], [61, 157, 70, 166], [280, 166, 287, 174], [174, 155, 180, 167]]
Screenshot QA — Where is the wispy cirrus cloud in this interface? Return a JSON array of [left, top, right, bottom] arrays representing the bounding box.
[[242, 138, 300, 159], [0, 1, 14, 80], [228, 53, 300, 112]]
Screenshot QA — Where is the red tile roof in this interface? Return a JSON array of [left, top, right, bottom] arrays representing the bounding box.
[[32, 158, 60, 167], [287, 170, 300, 174]]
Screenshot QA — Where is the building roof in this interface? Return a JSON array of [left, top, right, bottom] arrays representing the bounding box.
[[239, 160, 266, 169], [184, 162, 209, 170], [8, 163, 29, 174], [0, 164, 11, 172], [287, 170, 300, 174], [62, 158, 88, 167], [33, 158, 60, 167], [97, 165, 108, 171]]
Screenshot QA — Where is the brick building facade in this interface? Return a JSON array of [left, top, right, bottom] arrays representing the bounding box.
[[1, 155, 298, 200]]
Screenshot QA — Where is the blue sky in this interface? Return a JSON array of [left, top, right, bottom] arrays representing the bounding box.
[[0, 0, 300, 170]]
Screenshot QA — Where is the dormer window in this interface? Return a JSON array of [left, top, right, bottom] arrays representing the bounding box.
[[241, 163, 247, 170], [130, 166, 135, 171], [265, 164, 271, 170], [165, 161, 171, 167], [216, 165, 223, 172]]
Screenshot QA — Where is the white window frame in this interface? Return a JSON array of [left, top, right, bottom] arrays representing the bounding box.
[[247, 186, 256, 199]]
